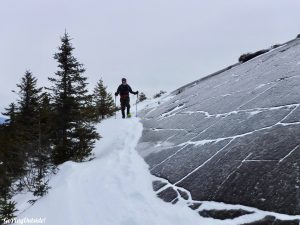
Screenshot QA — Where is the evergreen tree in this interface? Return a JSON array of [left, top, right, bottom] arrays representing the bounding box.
[[32, 93, 53, 197], [48, 32, 99, 165], [16, 71, 42, 157], [0, 184, 17, 223], [0, 158, 17, 222], [153, 90, 166, 99], [15, 72, 52, 196], [93, 78, 115, 121], [2, 103, 16, 125], [138, 92, 147, 102], [0, 107, 20, 222], [0, 74, 53, 218], [1, 103, 25, 179]]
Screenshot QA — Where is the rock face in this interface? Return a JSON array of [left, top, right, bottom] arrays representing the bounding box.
[[199, 209, 253, 220], [138, 38, 300, 215], [241, 216, 300, 225]]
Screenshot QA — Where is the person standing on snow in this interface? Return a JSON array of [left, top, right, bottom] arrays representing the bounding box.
[[115, 78, 139, 118]]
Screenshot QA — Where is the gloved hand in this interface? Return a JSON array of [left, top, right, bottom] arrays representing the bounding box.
[[135, 91, 139, 95], [115, 92, 118, 96]]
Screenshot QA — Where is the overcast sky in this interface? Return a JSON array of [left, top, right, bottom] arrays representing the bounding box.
[[1, 0, 300, 112]]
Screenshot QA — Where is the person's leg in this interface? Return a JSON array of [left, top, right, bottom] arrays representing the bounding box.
[[120, 99, 126, 118], [126, 98, 130, 116]]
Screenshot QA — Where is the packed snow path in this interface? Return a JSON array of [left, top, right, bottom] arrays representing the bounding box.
[[14, 117, 206, 225]]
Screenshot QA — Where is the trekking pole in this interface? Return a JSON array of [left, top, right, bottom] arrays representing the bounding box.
[[114, 95, 117, 119], [136, 93, 138, 117]]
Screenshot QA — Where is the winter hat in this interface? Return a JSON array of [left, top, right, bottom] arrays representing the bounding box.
[[122, 78, 127, 82]]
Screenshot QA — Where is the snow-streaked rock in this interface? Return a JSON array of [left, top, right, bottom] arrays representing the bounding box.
[[138, 38, 300, 216]]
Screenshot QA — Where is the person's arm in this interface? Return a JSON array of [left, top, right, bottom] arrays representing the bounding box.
[[115, 85, 121, 96], [128, 85, 138, 95]]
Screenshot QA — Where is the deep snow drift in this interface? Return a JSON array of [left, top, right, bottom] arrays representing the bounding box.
[[13, 116, 209, 225]]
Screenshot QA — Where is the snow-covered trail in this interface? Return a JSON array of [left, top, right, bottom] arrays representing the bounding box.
[[14, 117, 207, 225]]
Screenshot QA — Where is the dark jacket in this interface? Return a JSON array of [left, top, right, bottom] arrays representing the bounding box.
[[115, 84, 137, 99]]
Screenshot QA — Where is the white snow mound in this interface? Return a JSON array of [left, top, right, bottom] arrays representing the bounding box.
[[14, 117, 208, 225]]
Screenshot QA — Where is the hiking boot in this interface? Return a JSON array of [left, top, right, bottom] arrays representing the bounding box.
[[127, 113, 131, 118]]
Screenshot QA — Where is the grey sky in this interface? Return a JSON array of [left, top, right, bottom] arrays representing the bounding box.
[[0, 0, 300, 112]]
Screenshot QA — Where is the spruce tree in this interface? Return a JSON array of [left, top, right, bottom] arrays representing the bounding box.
[[0, 108, 20, 222], [93, 78, 115, 121], [32, 93, 53, 197], [153, 90, 166, 99], [138, 92, 147, 102], [1, 103, 25, 179], [0, 185, 17, 223], [2, 103, 16, 125], [15, 71, 52, 196], [0, 168, 17, 223], [48, 32, 99, 165], [16, 71, 42, 156]]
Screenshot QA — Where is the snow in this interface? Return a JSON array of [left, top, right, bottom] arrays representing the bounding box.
[[159, 104, 185, 118], [136, 93, 175, 116], [11, 94, 300, 225], [12, 114, 206, 225]]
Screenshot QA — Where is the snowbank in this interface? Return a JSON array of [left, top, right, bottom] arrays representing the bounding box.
[[13, 117, 208, 225]]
